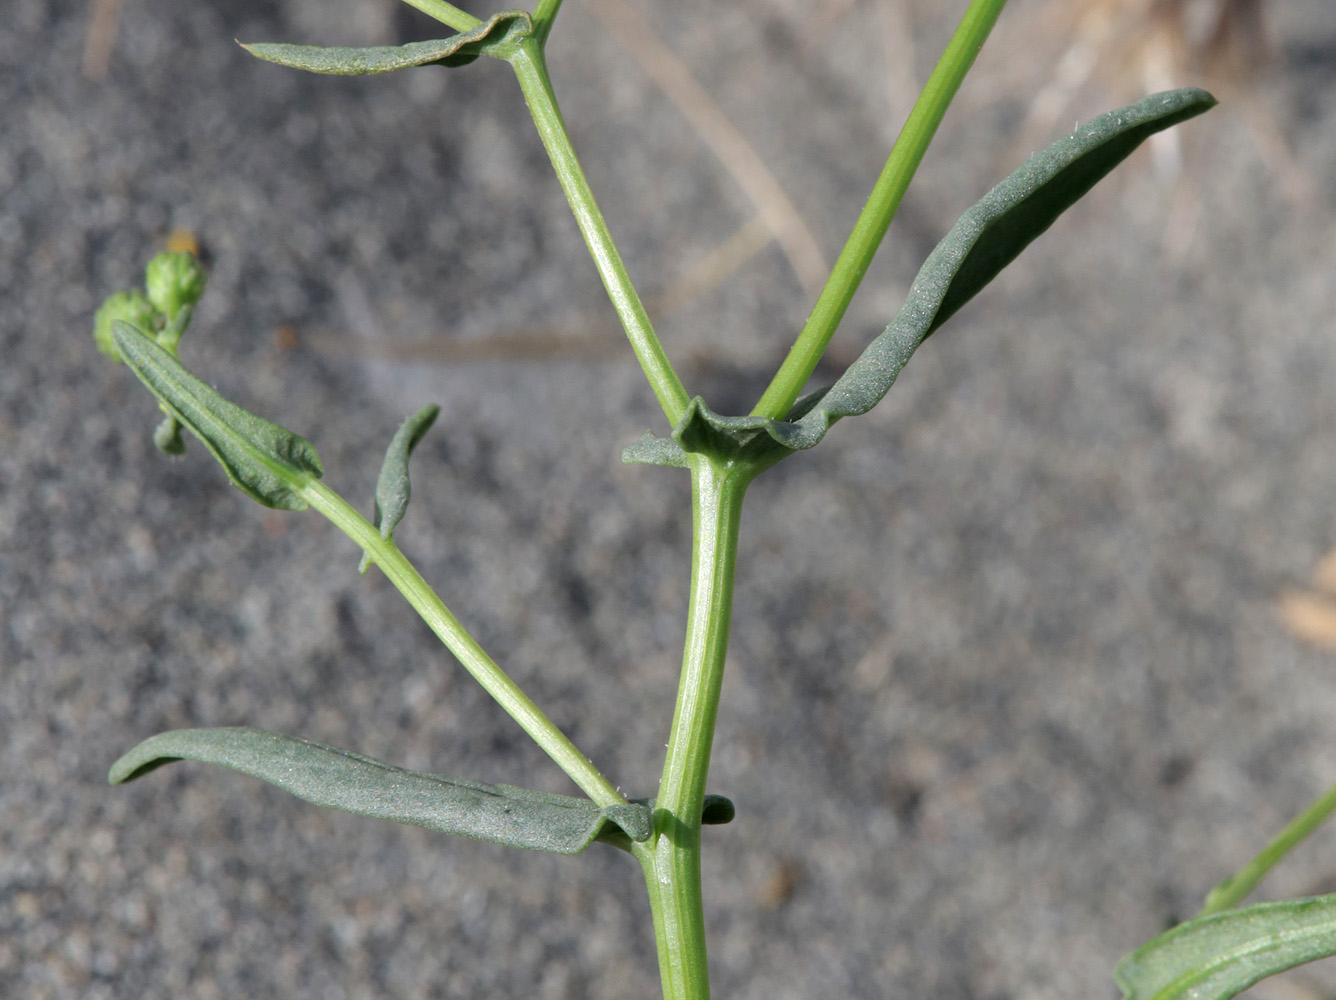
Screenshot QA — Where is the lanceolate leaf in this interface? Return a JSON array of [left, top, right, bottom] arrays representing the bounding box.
[[361, 404, 441, 574], [1114, 894, 1336, 1000], [111, 322, 323, 510], [240, 11, 533, 75], [624, 88, 1216, 469], [110, 727, 650, 854]]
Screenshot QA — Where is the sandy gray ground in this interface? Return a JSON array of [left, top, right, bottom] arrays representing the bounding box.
[[4, 0, 1336, 997]]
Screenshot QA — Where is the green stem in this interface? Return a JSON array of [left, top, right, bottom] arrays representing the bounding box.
[[1200, 780, 1336, 916], [633, 456, 753, 1000], [751, 0, 1008, 420], [299, 478, 624, 808], [531, 0, 565, 47], [396, 0, 481, 32], [507, 39, 690, 426]]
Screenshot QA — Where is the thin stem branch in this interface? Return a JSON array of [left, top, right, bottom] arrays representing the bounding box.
[[1200, 780, 1336, 916], [300, 479, 624, 808], [532, 0, 565, 47], [750, 0, 1008, 420], [507, 40, 690, 426], [634, 456, 753, 1000], [396, 0, 481, 32]]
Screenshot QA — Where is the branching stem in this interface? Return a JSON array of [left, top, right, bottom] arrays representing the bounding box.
[[751, 0, 1008, 419], [632, 456, 754, 1000], [397, 0, 481, 32], [507, 39, 690, 426], [300, 479, 624, 808]]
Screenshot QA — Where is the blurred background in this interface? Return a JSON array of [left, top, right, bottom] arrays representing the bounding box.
[[4, 0, 1336, 997]]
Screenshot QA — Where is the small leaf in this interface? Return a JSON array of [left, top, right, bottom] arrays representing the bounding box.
[[110, 727, 650, 854], [111, 322, 323, 510], [625, 794, 736, 827], [360, 404, 440, 574], [624, 89, 1216, 469], [1115, 894, 1336, 1000], [701, 793, 735, 825], [240, 11, 533, 75]]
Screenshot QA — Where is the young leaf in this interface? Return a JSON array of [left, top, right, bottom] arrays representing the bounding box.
[[360, 404, 441, 574], [624, 88, 1217, 470], [625, 794, 735, 827], [701, 793, 736, 825], [1115, 894, 1336, 1000], [110, 727, 651, 854], [110, 322, 323, 510], [240, 11, 533, 75]]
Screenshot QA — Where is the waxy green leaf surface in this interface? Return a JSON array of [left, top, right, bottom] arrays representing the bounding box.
[[111, 322, 323, 510], [1115, 894, 1336, 1000], [110, 727, 649, 854], [624, 88, 1216, 469], [241, 11, 532, 75]]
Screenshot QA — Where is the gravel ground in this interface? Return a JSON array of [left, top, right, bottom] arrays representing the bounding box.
[[4, 1, 1336, 998]]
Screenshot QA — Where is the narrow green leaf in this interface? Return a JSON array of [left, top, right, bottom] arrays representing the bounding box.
[[624, 89, 1216, 469], [110, 322, 323, 510], [925, 89, 1217, 334], [1115, 894, 1336, 1000], [240, 11, 533, 75], [360, 404, 440, 574], [110, 727, 650, 854]]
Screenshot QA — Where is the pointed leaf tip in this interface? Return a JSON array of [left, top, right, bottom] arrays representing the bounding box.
[[111, 727, 642, 856], [111, 322, 322, 510], [625, 88, 1217, 470], [360, 404, 439, 573]]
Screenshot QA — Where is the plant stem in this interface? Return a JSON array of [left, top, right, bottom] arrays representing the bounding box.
[[396, 0, 481, 32], [1200, 780, 1336, 916], [634, 456, 753, 1000], [507, 39, 690, 427], [750, 0, 1008, 420], [299, 478, 624, 808], [531, 0, 565, 47]]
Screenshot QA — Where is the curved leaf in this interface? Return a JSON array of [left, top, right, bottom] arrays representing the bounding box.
[[1115, 894, 1336, 1000], [110, 727, 649, 854], [624, 88, 1216, 469], [240, 11, 532, 75], [360, 404, 440, 574], [111, 322, 323, 510]]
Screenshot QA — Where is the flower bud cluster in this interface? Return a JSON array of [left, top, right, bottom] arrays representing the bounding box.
[[93, 251, 207, 363]]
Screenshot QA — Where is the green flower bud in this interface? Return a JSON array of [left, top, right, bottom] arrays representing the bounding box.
[[93, 289, 160, 362], [145, 251, 207, 321]]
